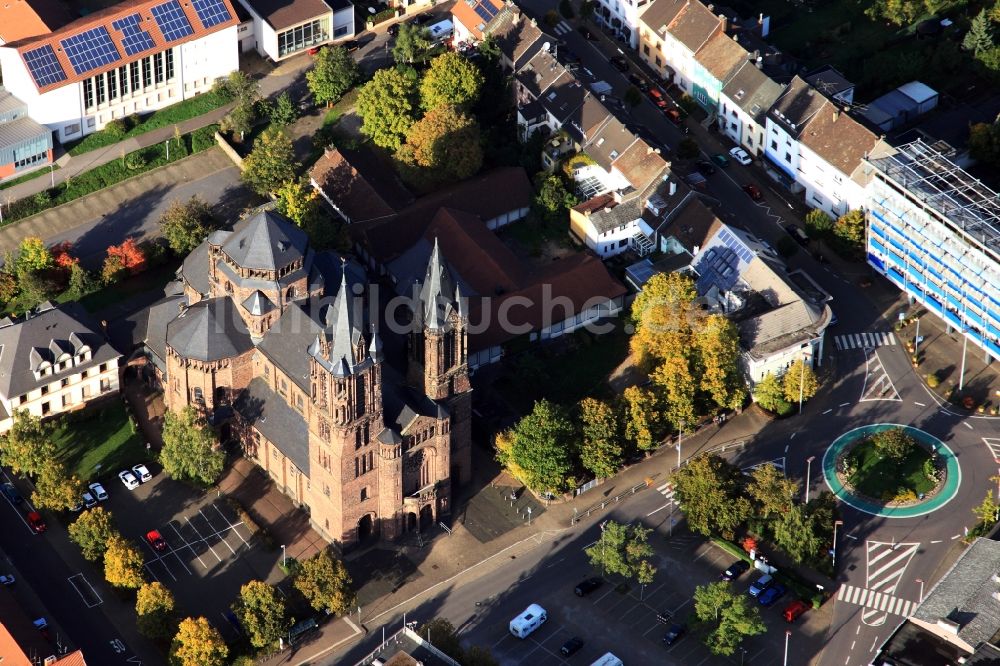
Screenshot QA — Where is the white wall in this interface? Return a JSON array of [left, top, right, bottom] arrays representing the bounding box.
[[332, 6, 355, 39], [180, 25, 239, 95], [763, 118, 802, 181], [797, 145, 864, 218], [0, 358, 121, 433], [720, 97, 763, 155]]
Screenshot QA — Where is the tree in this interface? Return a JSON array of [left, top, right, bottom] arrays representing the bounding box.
[[673, 455, 750, 537], [584, 520, 657, 584], [693, 582, 766, 656], [678, 137, 700, 159], [771, 503, 823, 564], [241, 127, 298, 196], [106, 238, 147, 275], [496, 400, 576, 493], [269, 92, 297, 127], [15, 237, 52, 274], [221, 99, 256, 142], [293, 549, 355, 615], [160, 196, 214, 255], [101, 254, 127, 285], [396, 105, 483, 188], [973, 490, 1000, 525], [233, 580, 290, 649], [418, 618, 464, 661], [964, 10, 995, 55], [0, 410, 56, 477], [695, 314, 746, 411], [624, 86, 642, 107], [753, 373, 786, 412], [834, 209, 866, 249], [275, 179, 320, 227], [864, 0, 922, 26], [32, 460, 84, 512], [533, 175, 578, 225], [137, 582, 178, 640], [357, 68, 419, 150], [420, 52, 484, 111], [464, 646, 500, 666], [579, 398, 623, 478], [105, 534, 145, 588], [217, 71, 260, 142], [870, 427, 916, 461], [0, 270, 17, 304], [969, 121, 1000, 167], [622, 385, 665, 452], [651, 358, 697, 430], [69, 507, 118, 561], [160, 407, 225, 485], [747, 463, 798, 519], [629, 271, 698, 368], [66, 263, 95, 300], [393, 23, 433, 64], [307, 46, 360, 107], [170, 617, 228, 666], [804, 208, 834, 238], [782, 359, 818, 404]]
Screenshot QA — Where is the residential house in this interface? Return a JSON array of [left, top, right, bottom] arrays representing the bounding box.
[[591, 0, 650, 47], [0, 0, 240, 141], [0, 301, 122, 433], [484, 3, 548, 73], [803, 65, 854, 105], [719, 60, 784, 156], [623, 196, 718, 289], [234, 0, 354, 60], [687, 29, 746, 114], [636, 0, 683, 77], [451, 0, 504, 45], [763, 75, 827, 189], [0, 584, 87, 665], [0, 86, 52, 179], [309, 146, 414, 225]]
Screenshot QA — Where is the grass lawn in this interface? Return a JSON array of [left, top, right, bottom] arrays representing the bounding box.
[[75, 260, 181, 314], [0, 165, 60, 191], [847, 438, 936, 500], [52, 401, 145, 483]]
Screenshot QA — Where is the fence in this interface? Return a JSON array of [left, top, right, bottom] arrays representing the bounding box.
[[570, 480, 651, 525]]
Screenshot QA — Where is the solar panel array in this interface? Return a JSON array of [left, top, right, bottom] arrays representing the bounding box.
[[23, 44, 67, 87], [718, 228, 755, 264], [61, 26, 121, 75], [151, 1, 195, 42], [112, 13, 156, 56], [473, 0, 499, 23], [191, 0, 232, 28]]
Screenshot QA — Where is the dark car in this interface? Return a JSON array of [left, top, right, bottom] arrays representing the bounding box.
[[711, 152, 731, 168], [26, 511, 46, 534], [696, 161, 717, 176], [720, 560, 750, 581], [663, 623, 685, 646], [610, 56, 629, 72], [561, 49, 581, 65], [574, 577, 604, 597], [759, 583, 788, 607], [665, 107, 683, 124], [578, 26, 598, 40], [388, 22, 402, 36], [743, 183, 763, 201], [628, 72, 649, 91], [785, 223, 810, 246], [411, 12, 434, 25], [560, 637, 584, 656], [2, 483, 22, 505], [341, 34, 375, 52]]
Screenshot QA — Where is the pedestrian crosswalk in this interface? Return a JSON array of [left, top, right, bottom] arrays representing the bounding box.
[[553, 21, 572, 35], [834, 332, 897, 350], [655, 482, 675, 503], [836, 584, 915, 617]]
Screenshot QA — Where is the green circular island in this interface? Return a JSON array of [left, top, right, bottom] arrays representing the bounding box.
[[822, 424, 960, 518]]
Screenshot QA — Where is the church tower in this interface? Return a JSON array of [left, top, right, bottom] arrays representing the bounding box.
[[409, 239, 473, 486]]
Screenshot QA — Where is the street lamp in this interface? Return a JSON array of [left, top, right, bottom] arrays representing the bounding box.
[[916, 578, 924, 604], [676, 419, 685, 470], [832, 520, 844, 570], [805, 456, 816, 504], [783, 630, 791, 666], [281, 544, 286, 568]]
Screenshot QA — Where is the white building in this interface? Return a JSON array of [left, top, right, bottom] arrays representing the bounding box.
[[592, 0, 649, 48], [235, 0, 354, 61], [637, 0, 723, 100], [719, 60, 784, 156], [0, 0, 240, 142], [452, 0, 503, 45]]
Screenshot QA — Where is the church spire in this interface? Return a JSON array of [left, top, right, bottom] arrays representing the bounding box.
[[420, 237, 457, 331]]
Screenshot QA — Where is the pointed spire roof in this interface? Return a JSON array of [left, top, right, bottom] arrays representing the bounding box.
[[241, 290, 275, 317], [368, 324, 383, 362], [221, 210, 309, 271], [419, 237, 458, 331], [310, 263, 364, 376]]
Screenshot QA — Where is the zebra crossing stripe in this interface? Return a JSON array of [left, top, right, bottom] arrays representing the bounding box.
[[836, 585, 915, 617], [888, 332, 897, 345]]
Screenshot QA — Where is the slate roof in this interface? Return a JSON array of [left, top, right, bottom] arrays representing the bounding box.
[[181, 241, 211, 296], [166, 297, 254, 362], [655, 196, 722, 253], [666, 0, 722, 53], [113, 293, 185, 362], [242, 290, 275, 317], [256, 301, 324, 392], [516, 48, 569, 100], [235, 378, 310, 474], [799, 101, 878, 176], [309, 146, 414, 224], [239, 0, 336, 31], [695, 31, 747, 83], [573, 193, 642, 235], [222, 210, 309, 272], [768, 75, 826, 138], [382, 366, 444, 434], [722, 61, 785, 122], [803, 65, 854, 99], [0, 302, 121, 400], [484, 4, 548, 71]]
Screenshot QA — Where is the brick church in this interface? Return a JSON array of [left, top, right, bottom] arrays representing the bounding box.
[[143, 208, 471, 547]]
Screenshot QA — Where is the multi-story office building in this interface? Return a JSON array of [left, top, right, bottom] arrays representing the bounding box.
[[866, 139, 1000, 361]]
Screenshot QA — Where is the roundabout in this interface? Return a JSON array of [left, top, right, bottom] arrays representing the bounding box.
[[822, 423, 961, 518]]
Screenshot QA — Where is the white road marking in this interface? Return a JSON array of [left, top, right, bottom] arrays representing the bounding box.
[[186, 517, 223, 562], [931, 539, 941, 543], [67, 573, 103, 608], [169, 522, 208, 569], [823, 408, 833, 415], [965, 422, 974, 430], [914, 401, 926, 406], [201, 509, 237, 555]]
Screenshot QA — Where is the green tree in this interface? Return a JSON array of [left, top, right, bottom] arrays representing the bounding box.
[[864, 0, 922, 26], [396, 105, 483, 188], [496, 400, 576, 493], [0, 270, 18, 304], [15, 237, 52, 274], [170, 617, 228, 666], [753, 373, 786, 412], [804, 208, 833, 238], [275, 179, 321, 227], [834, 209, 866, 249], [969, 121, 1000, 166], [233, 580, 290, 649], [105, 534, 145, 588], [357, 68, 419, 150], [160, 407, 225, 485], [782, 359, 818, 404], [306, 46, 360, 107], [418, 618, 464, 661], [693, 582, 766, 656], [137, 582, 178, 640], [241, 127, 298, 196], [673, 455, 750, 537], [269, 91, 298, 127], [695, 314, 747, 411], [69, 507, 118, 561], [584, 520, 657, 584], [746, 463, 798, 519], [579, 398, 623, 478], [32, 460, 84, 512], [678, 137, 699, 159], [478, 33, 500, 62], [393, 23, 433, 64], [420, 52, 484, 111], [964, 10, 995, 55], [624, 86, 642, 107], [533, 174, 578, 225], [66, 263, 95, 300], [160, 196, 214, 255], [771, 503, 823, 564], [622, 385, 665, 452], [973, 490, 1000, 525], [870, 427, 916, 461], [0, 410, 56, 477], [221, 99, 256, 142], [293, 549, 355, 615]]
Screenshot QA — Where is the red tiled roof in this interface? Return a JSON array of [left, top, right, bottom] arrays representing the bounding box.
[[310, 147, 414, 224], [0, 0, 74, 44], [451, 0, 503, 40], [7, 0, 239, 94], [53, 650, 87, 666]]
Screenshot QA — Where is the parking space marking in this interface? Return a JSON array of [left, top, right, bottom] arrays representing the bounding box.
[[169, 521, 208, 569], [67, 573, 103, 608], [187, 516, 223, 562], [144, 563, 161, 583], [212, 503, 251, 547], [200, 509, 237, 555]]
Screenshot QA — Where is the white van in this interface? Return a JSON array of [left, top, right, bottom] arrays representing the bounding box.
[[427, 19, 454, 44], [509, 604, 547, 638], [590, 653, 624, 666]]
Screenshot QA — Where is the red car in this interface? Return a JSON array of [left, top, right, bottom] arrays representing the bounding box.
[[665, 108, 683, 124], [647, 88, 669, 109], [783, 599, 810, 623], [146, 530, 167, 552], [743, 183, 763, 201], [26, 511, 46, 533]]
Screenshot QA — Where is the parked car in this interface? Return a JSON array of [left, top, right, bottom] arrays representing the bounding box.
[[146, 530, 168, 552], [695, 161, 717, 176], [748, 573, 773, 597], [742, 183, 763, 201], [560, 637, 585, 656], [82, 492, 97, 509], [758, 583, 787, 607], [720, 560, 750, 581], [785, 223, 810, 246], [118, 470, 139, 490], [411, 12, 434, 25], [665, 108, 683, 124], [783, 599, 810, 623], [388, 22, 402, 36], [663, 623, 685, 646], [711, 153, 731, 168], [0, 574, 15, 585], [646, 88, 669, 109], [132, 464, 152, 483], [88, 482, 108, 502], [610, 56, 629, 72], [729, 146, 752, 165], [2, 483, 23, 505], [26, 511, 46, 533], [561, 49, 581, 65], [574, 577, 603, 597]]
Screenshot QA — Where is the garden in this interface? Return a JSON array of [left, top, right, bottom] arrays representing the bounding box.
[[841, 427, 938, 502], [52, 400, 146, 483]]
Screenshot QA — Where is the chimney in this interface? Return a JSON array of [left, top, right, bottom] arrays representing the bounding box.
[[833, 108, 840, 122], [936, 618, 960, 635], [512, 8, 520, 24], [613, 190, 625, 204], [669, 181, 677, 196], [707, 3, 714, 10], [718, 13, 728, 33]]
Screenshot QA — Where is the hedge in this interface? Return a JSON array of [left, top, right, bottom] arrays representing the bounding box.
[[711, 537, 825, 609]]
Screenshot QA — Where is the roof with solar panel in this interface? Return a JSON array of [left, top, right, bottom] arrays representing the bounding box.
[[452, 0, 504, 40], [3, 0, 238, 93]]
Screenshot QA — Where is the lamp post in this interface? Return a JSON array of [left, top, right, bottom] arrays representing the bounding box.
[[805, 456, 816, 504], [281, 544, 286, 568], [49, 163, 54, 188], [676, 419, 685, 470], [784, 630, 791, 666], [832, 520, 844, 570], [916, 578, 924, 604]]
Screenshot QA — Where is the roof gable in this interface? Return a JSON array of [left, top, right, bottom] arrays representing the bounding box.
[[222, 210, 309, 271], [722, 60, 784, 120], [666, 0, 722, 53], [768, 75, 826, 137], [799, 101, 878, 176], [451, 0, 503, 40], [695, 31, 747, 83]]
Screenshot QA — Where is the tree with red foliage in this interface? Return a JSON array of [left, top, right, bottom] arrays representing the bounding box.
[[741, 536, 758, 554], [102, 238, 146, 285], [51, 242, 78, 269]]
